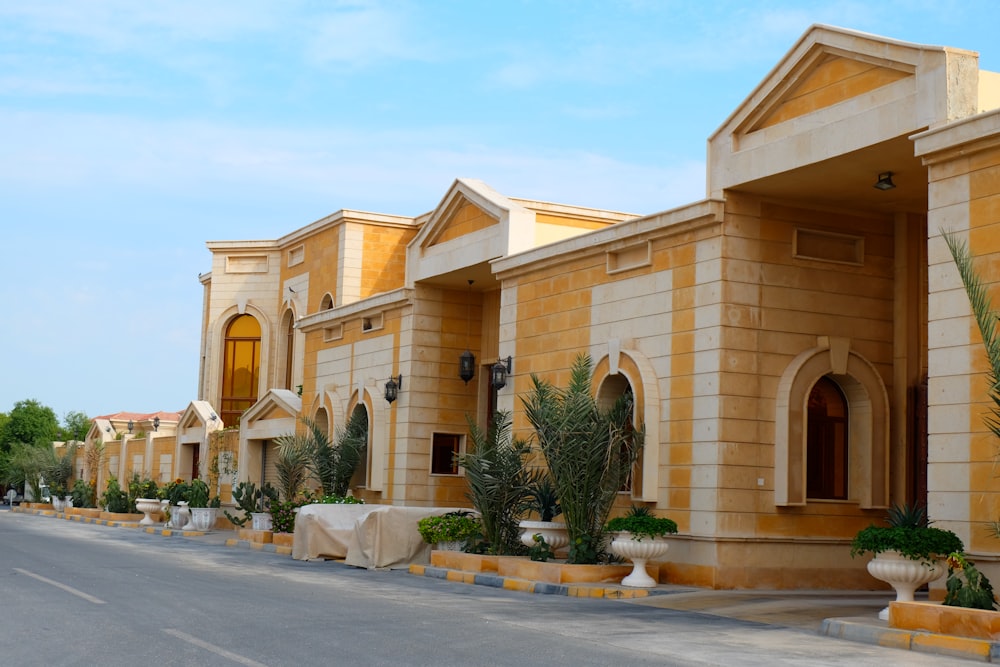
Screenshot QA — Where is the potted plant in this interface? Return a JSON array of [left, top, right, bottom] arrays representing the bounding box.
[[851, 503, 963, 619], [101, 477, 130, 514], [518, 474, 568, 552], [606, 505, 678, 587], [159, 479, 191, 529], [417, 511, 482, 551], [187, 479, 221, 531]]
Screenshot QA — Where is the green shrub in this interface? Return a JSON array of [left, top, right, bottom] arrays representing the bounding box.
[[606, 505, 678, 541], [417, 511, 481, 545], [101, 477, 129, 514], [850, 524, 963, 562]]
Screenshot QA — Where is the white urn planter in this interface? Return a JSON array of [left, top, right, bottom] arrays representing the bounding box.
[[866, 550, 945, 620], [434, 540, 464, 551], [52, 496, 64, 512], [519, 520, 569, 552], [64, 495, 73, 510], [172, 502, 193, 531], [135, 498, 162, 526], [251, 512, 272, 532], [189, 507, 219, 532], [608, 532, 670, 588]]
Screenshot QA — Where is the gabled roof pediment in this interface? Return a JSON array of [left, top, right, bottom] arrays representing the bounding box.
[[241, 389, 301, 428], [406, 178, 537, 285], [177, 400, 223, 432], [741, 47, 913, 134], [708, 24, 981, 196]]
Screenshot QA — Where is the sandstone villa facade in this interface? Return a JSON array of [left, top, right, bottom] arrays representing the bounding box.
[[87, 25, 1000, 590]]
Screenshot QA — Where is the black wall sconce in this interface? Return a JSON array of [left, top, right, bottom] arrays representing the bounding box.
[[873, 171, 895, 190], [384, 374, 403, 404], [153, 416, 160, 432], [459, 350, 476, 384], [491, 356, 513, 390], [127, 420, 134, 434]]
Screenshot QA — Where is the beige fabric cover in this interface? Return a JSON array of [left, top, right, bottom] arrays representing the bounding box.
[[292, 504, 466, 569]]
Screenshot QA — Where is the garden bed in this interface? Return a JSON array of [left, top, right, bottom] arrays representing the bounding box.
[[430, 551, 641, 584]]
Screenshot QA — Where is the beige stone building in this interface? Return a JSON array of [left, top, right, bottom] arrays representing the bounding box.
[[167, 24, 1000, 589]]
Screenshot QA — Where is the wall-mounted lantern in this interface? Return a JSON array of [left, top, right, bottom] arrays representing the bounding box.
[[491, 356, 513, 390], [384, 374, 403, 404]]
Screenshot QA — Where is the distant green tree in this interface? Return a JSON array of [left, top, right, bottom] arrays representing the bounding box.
[[0, 399, 59, 452], [59, 411, 91, 442]]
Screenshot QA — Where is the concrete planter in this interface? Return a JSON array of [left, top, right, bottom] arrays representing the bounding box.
[[608, 532, 669, 588], [867, 550, 945, 620], [890, 600, 1000, 640]]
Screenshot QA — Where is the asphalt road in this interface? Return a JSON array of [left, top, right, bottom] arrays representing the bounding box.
[[0, 512, 949, 666]]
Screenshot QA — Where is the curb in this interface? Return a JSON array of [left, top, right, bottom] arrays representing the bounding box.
[[14, 506, 210, 539], [821, 617, 1000, 663], [224, 538, 293, 556], [409, 564, 659, 599]]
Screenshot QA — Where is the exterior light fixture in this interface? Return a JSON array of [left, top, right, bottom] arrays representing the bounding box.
[[491, 356, 513, 390], [384, 374, 402, 404], [459, 279, 476, 384], [873, 171, 895, 190], [153, 416, 160, 432], [127, 420, 134, 433], [459, 350, 476, 384]]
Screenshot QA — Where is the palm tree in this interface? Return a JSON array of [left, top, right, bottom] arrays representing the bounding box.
[[300, 413, 367, 498], [459, 410, 534, 555], [522, 353, 643, 563], [273, 431, 311, 501]]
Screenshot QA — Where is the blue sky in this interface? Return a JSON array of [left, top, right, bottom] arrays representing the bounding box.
[[1, 1, 997, 422]]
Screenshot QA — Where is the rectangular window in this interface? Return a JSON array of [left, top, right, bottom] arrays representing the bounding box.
[[362, 313, 384, 333], [323, 324, 343, 342], [159, 455, 172, 483], [430, 433, 462, 475], [607, 241, 652, 274], [793, 228, 864, 265], [287, 245, 305, 267]]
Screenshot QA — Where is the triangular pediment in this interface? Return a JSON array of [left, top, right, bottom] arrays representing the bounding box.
[[177, 400, 221, 430], [241, 389, 301, 428], [745, 49, 912, 133], [406, 178, 538, 286], [708, 24, 979, 196], [428, 194, 500, 247], [411, 178, 528, 252]]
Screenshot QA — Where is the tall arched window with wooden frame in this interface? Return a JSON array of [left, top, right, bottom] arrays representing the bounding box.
[[279, 309, 295, 391], [220, 314, 261, 426], [806, 376, 849, 500]]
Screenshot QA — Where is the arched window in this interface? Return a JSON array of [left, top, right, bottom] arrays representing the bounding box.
[[774, 339, 889, 508], [807, 376, 848, 500], [280, 310, 295, 391], [597, 373, 636, 494], [349, 404, 370, 488], [320, 293, 334, 310], [221, 314, 261, 426]]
